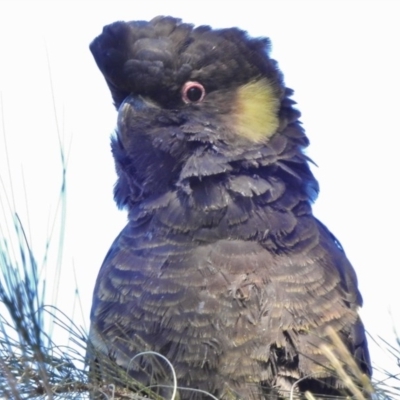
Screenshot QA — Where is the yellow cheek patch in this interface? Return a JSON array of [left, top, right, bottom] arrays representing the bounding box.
[[234, 78, 280, 142]]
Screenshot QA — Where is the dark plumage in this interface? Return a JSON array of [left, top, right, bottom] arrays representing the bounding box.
[[88, 16, 371, 399]]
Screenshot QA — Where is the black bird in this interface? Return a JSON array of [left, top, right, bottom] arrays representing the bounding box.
[[88, 16, 371, 399]]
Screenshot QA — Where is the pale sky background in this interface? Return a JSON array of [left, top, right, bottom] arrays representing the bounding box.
[[0, 0, 399, 393]]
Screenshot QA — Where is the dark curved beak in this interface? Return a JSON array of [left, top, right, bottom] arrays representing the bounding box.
[[117, 94, 159, 134]]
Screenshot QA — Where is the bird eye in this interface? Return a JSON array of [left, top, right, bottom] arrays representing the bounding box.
[[181, 81, 206, 104]]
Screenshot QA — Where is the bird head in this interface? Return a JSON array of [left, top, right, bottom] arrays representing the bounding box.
[[90, 16, 317, 210]]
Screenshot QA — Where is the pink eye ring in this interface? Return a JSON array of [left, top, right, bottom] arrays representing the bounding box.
[[181, 81, 206, 104]]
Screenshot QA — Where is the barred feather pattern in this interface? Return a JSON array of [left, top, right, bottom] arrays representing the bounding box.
[[88, 16, 371, 399]]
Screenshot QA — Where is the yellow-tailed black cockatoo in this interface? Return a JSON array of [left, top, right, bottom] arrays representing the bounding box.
[[88, 16, 371, 400]]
